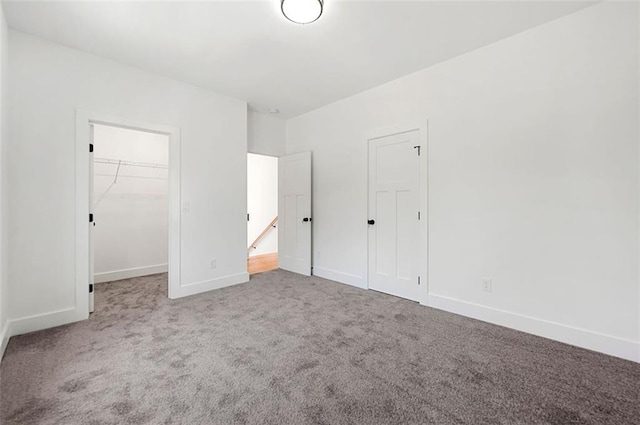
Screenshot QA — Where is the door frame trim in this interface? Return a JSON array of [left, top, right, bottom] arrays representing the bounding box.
[[366, 120, 429, 305], [75, 109, 181, 319]]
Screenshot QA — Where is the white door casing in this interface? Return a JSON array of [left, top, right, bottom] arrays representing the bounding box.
[[368, 130, 421, 302], [278, 151, 312, 275], [77, 110, 181, 321], [89, 124, 95, 313]]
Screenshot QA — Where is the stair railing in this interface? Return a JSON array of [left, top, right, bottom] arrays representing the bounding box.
[[248, 216, 278, 252]]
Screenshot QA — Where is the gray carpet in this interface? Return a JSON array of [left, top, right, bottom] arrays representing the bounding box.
[[1, 270, 639, 425]]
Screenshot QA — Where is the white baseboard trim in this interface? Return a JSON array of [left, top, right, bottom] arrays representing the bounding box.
[[0, 306, 88, 363], [312, 266, 367, 289], [94, 264, 168, 283], [170, 272, 249, 299], [426, 294, 639, 363], [9, 307, 86, 337], [0, 320, 10, 362], [248, 250, 278, 258]]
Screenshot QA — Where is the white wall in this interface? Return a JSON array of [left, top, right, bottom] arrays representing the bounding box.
[[247, 153, 278, 257], [287, 2, 640, 361], [93, 124, 168, 282], [7, 31, 248, 334], [0, 4, 8, 359], [248, 110, 285, 157]]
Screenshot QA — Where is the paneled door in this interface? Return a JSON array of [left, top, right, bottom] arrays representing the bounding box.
[[368, 131, 421, 301], [279, 151, 312, 275]]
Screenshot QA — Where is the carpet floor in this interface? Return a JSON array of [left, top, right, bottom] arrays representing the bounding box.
[[1, 270, 639, 425]]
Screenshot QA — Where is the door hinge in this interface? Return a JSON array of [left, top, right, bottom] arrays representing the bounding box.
[[418, 211, 421, 220], [247, 213, 250, 221], [89, 284, 94, 293], [418, 276, 421, 285], [89, 213, 94, 223], [413, 145, 421, 156], [89, 143, 94, 153]]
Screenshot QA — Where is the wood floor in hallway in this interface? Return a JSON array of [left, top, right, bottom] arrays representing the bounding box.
[[247, 252, 278, 274]]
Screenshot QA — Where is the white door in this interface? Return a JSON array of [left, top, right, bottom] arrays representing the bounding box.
[[278, 151, 312, 275], [368, 130, 421, 301], [89, 123, 95, 313]]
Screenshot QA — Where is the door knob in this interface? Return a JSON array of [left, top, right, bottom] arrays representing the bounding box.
[[368, 219, 375, 225], [303, 217, 312, 222]]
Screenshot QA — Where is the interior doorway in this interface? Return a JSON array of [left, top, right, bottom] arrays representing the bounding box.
[[90, 124, 170, 311], [368, 130, 422, 302], [247, 153, 279, 274], [76, 110, 181, 318]]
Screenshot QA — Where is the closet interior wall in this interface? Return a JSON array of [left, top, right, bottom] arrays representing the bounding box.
[[93, 124, 169, 283]]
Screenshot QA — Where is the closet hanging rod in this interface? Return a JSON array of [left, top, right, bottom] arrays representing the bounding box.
[[94, 157, 168, 169]]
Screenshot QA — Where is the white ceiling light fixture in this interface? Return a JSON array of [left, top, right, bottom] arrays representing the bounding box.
[[281, 0, 323, 25]]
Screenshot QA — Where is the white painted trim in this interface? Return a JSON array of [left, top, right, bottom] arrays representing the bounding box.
[[75, 111, 92, 320], [0, 307, 85, 362], [637, 0, 640, 366], [0, 321, 9, 362], [312, 266, 367, 289], [8, 307, 79, 338], [427, 293, 640, 363], [419, 122, 429, 306], [76, 109, 182, 322], [171, 272, 249, 299], [94, 264, 168, 283]]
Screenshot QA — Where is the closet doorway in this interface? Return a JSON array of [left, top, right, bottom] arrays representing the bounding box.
[[247, 153, 279, 275], [90, 123, 169, 311]]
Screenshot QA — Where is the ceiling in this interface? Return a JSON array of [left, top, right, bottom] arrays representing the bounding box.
[[3, 1, 596, 118]]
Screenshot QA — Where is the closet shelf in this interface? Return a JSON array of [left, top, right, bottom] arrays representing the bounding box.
[[94, 157, 169, 169]]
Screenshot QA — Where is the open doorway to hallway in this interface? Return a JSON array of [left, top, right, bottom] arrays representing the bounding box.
[[247, 153, 278, 274], [91, 123, 169, 310]]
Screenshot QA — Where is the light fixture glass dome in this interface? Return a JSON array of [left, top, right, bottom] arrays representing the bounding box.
[[281, 0, 323, 24]]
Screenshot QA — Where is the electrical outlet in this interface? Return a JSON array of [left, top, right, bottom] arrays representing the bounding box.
[[210, 259, 217, 269], [482, 278, 492, 292]]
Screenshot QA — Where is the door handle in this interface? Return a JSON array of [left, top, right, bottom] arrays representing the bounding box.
[[368, 219, 375, 225], [303, 217, 312, 222]]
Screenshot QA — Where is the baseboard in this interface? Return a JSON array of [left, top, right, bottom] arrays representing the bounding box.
[[170, 272, 249, 299], [0, 306, 87, 362], [9, 306, 85, 337], [312, 266, 367, 289], [94, 264, 168, 283], [248, 252, 277, 260], [0, 305, 89, 362], [0, 320, 10, 362], [427, 294, 639, 363]]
